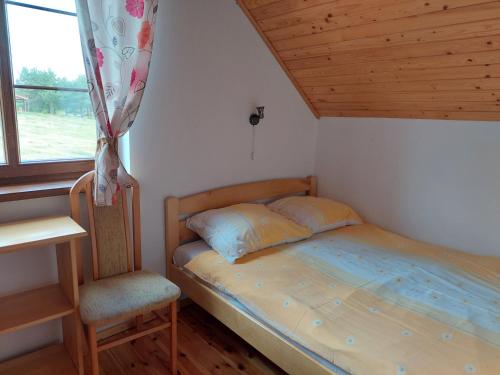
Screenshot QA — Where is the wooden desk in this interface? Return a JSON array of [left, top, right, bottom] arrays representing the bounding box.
[[0, 216, 87, 375]]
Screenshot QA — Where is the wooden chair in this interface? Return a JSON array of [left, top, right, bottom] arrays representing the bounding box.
[[70, 171, 180, 375]]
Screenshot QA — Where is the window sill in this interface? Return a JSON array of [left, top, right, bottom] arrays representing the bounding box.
[[0, 179, 77, 203]]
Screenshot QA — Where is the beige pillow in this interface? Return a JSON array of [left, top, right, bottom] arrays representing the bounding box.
[[268, 196, 362, 234], [187, 203, 312, 263]]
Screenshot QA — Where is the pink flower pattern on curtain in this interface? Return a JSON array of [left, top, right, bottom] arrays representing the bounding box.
[[76, 0, 158, 205]]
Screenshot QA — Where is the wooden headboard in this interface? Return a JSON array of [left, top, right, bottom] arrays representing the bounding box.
[[164, 176, 317, 276]]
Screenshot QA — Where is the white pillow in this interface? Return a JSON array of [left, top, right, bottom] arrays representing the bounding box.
[[186, 203, 312, 263], [268, 196, 362, 234]]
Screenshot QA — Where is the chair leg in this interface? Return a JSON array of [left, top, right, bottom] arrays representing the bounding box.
[[170, 301, 178, 375], [87, 325, 99, 375]]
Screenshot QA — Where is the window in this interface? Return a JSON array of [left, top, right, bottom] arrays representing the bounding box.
[[0, 0, 95, 184]]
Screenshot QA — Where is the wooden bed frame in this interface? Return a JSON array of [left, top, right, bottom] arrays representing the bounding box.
[[165, 176, 336, 375]]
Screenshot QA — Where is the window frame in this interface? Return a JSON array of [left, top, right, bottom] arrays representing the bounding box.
[[0, 0, 93, 185]]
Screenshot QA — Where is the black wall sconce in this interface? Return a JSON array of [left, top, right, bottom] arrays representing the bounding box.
[[249, 106, 264, 160], [249, 106, 265, 126]]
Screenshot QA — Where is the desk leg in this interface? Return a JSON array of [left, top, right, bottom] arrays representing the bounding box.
[[57, 240, 83, 375]]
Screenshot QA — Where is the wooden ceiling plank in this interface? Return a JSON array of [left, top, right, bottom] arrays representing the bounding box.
[[313, 102, 500, 112], [292, 50, 500, 78], [297, 64, 500, 86], [249, 0, 335, 20], [260, 0, 397, 32], [286, 35, 500, 70], [302, 78, 500, 94], [263, 0, 495, 40], [280, 20, 500, 60], [310, 91, 500, 103], [311, 91, 500, 102], [274, 2, 500, 51], [242, 0, 283, 10], [318, 109, 500, 121]]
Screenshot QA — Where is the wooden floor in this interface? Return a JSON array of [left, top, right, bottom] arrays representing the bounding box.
[[98, 304, 286, 375]]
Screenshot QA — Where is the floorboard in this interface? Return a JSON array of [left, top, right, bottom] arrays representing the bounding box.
[[98, 304, 286, 375]]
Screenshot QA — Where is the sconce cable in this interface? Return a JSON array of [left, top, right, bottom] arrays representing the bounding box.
[[251, 125, 256, 160]]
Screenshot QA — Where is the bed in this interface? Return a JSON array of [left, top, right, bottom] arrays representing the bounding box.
[[164, 176, 500, 375]]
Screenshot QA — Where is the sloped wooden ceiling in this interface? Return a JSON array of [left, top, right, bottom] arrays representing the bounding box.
[[238, 0, 500, 121]]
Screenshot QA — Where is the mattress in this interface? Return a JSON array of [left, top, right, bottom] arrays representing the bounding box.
[[181, 224, 500, 375], [174, 240, 210, 267]]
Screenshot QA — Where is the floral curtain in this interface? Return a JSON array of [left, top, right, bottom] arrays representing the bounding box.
[[76, 0, 158, 205]]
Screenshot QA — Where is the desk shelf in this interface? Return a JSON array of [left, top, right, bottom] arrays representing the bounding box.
[[0, 344, 78, 375], [0, 284, 74, 334]]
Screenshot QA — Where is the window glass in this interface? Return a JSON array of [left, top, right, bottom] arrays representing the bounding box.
[[7, 3, 85, 88], [6, 0, 76, 13], [15, 88, 95, 162], [5, 1, 96, 163]]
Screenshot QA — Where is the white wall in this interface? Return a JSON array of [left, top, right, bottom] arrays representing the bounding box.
[[130, 0, 317, 273], [0, 0, 316, 360], [315, 117, 500, 257]]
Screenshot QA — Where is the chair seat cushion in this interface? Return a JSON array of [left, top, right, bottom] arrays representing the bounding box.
[[79, 270, 181, 325]]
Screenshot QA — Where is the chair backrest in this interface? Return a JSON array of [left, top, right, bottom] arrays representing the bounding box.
[[70, 171, 142, 284]]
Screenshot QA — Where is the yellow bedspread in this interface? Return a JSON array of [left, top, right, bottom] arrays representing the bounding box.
[[185, 224, 500, 375]]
